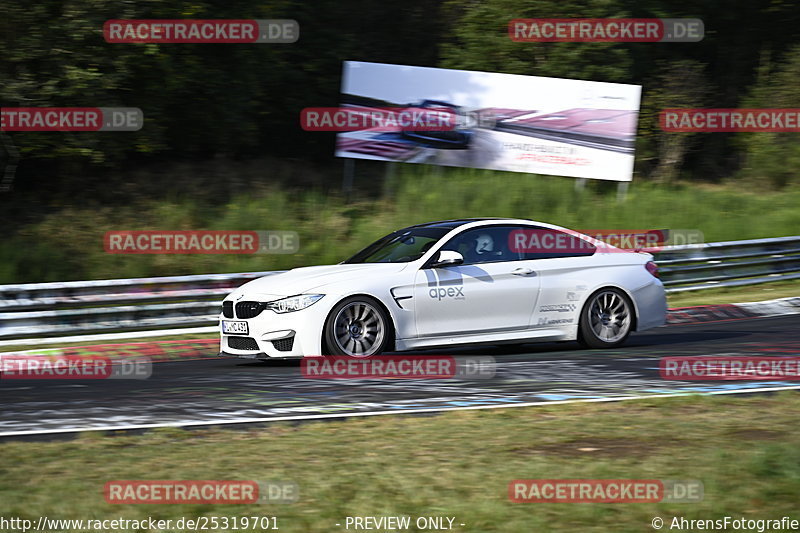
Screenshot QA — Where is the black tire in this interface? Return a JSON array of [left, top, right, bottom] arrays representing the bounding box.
[[323, 296, 392, 356], [577, 288, 634, 349]]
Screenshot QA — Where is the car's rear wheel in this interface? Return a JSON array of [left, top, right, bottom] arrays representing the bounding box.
[[578, 288, 633, 349], [324, 296, 391, 356]]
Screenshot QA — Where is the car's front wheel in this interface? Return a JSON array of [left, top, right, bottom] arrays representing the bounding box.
[[578, 288, 634, 349], [324, 296, 391, 356]]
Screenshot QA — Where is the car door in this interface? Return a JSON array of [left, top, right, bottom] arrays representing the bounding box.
[[510, 226, 599, 328], [413, 225, 541, 339]]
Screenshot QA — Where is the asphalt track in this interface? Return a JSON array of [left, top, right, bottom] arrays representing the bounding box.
[[1, 314, 798, 438]]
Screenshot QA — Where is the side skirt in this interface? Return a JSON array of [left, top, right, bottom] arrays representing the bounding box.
[[395, 326, 577, 351]]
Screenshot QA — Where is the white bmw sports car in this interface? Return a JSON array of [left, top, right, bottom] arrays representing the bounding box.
[[219, 218, 667, 358]]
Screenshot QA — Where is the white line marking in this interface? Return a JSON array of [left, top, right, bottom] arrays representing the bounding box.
[[2, 385, 798, 437]]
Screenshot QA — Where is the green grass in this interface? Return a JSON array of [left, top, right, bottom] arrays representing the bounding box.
[[667, 279, 800, 307], [1, 393, 799, 532], [2, 167, 799, 283]]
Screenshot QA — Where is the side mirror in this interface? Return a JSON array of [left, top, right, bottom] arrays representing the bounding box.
[[431, 250, 464, 268]]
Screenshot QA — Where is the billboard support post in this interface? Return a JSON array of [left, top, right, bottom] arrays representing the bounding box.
[[342, 158, 355, 202], [0, 132, 19, 193], [616, 181, 629, 203], [383, 161, 397, 199]]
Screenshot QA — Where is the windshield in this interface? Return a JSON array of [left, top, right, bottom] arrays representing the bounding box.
[[344, 227, 453, 263]]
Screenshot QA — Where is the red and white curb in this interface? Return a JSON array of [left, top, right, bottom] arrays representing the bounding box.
[[0, 338, 218, 362], [667, 296, 800, 325]]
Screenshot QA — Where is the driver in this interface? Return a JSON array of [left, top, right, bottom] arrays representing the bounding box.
[[475, 233, 494, 255], [469, 233, 503, 262]]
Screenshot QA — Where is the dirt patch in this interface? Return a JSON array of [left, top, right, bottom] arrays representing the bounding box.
[[726, 429, 787, 441], [509, 437, 669, 459]]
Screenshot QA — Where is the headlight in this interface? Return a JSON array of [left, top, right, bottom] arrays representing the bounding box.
[[266, 294, 324, 313]]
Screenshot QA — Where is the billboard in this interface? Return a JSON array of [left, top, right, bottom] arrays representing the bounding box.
[[335, 61, 641, 182]]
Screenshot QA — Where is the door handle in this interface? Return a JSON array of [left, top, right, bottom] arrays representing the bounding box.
[[512, 267, 535, 276]]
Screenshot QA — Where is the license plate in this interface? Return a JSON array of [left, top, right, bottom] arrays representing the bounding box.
[[221, 320, 249, 335]]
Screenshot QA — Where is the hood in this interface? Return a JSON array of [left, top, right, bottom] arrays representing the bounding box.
[[228, 263, 407, 300]]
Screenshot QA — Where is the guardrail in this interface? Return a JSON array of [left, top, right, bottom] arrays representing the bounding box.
[[0, 272, 281, 340], [1, 236, 798, 340], [649, 235, 800, 292]]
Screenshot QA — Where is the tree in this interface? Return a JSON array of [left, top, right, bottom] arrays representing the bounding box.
[[738, 44, 800, 188], [440, 0, 632, 82], [640, 59, 709, 183]]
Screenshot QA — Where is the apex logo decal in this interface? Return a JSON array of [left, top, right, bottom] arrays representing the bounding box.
[[539, 303, 576, 313], [429, 287, 465, 300]]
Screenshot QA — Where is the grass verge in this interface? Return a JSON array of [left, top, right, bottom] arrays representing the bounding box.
[[666, 279, 800, 307], [2, 167, 799, 283], [1, 392, 798, 531]]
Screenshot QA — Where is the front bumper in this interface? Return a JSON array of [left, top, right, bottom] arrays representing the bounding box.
[[220, 330, 304, 359], [219, 350, 302, 360], [218, 300, 330, 358]]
